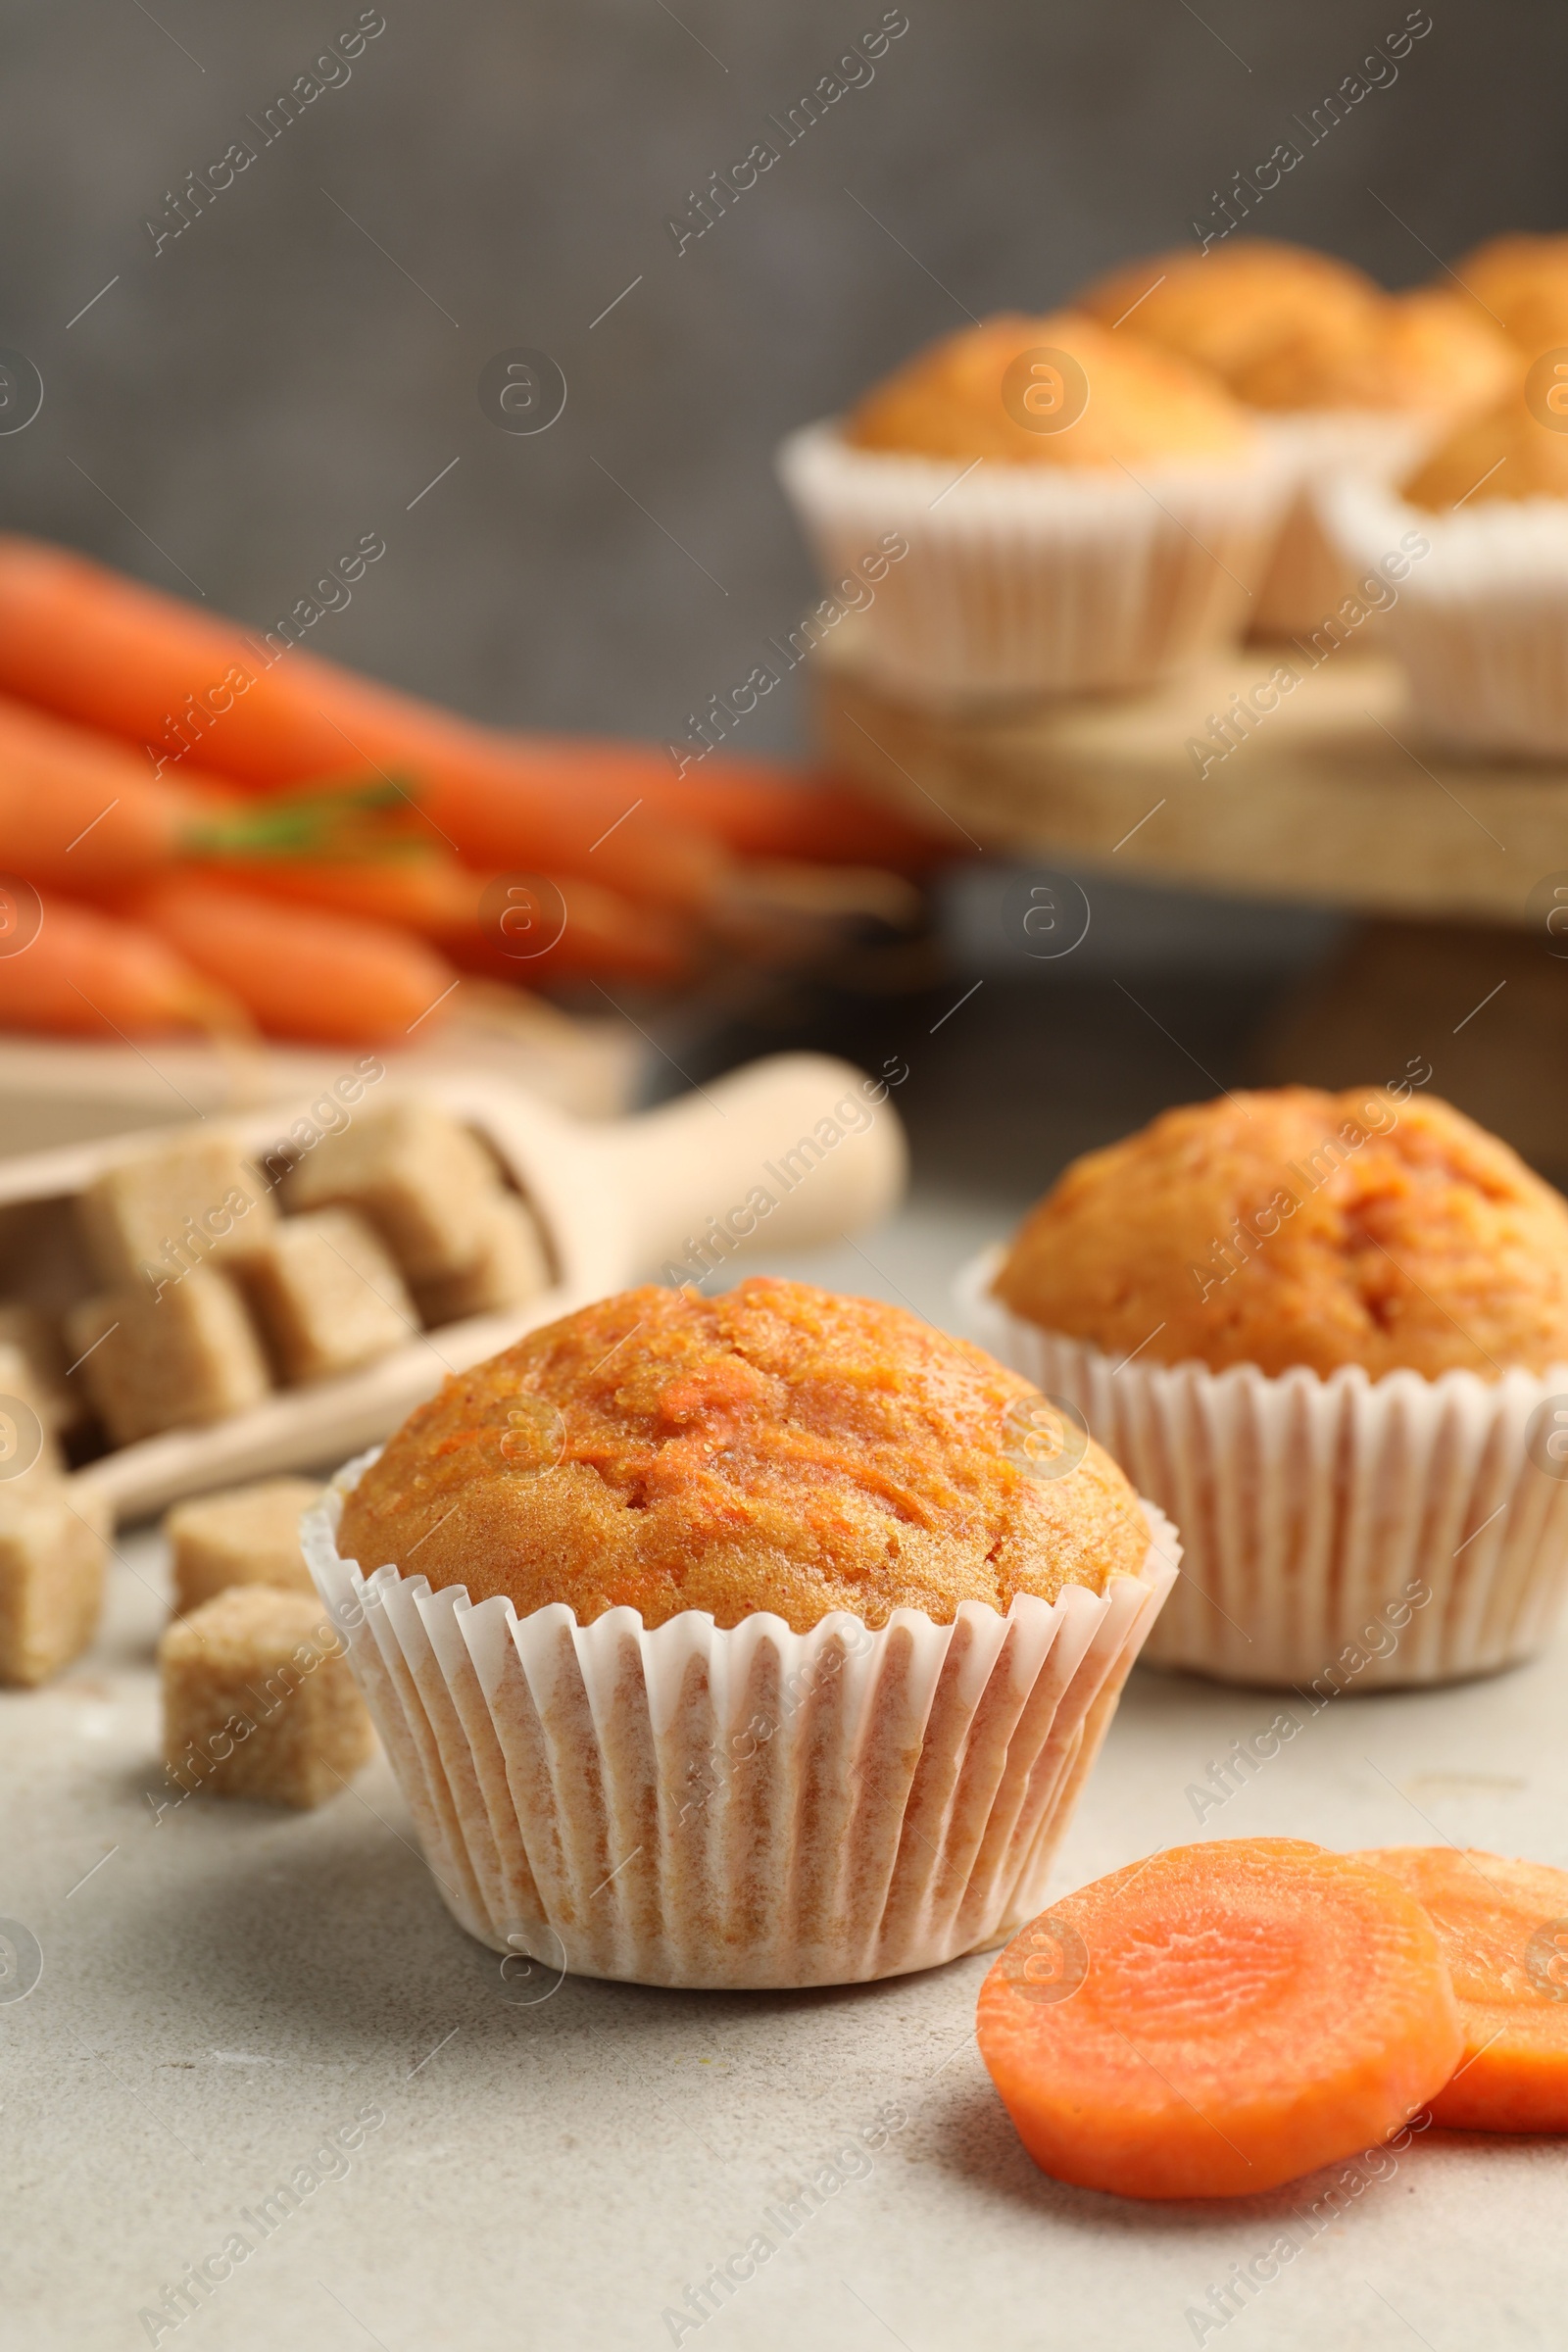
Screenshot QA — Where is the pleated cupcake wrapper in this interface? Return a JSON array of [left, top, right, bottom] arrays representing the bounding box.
[[1324, 473, 1568, 757], [303, 1446, 1178, 1989], [1250, 410, 1438, 640], [957, 1249, 1568, 1690], [775, 421, 1289, 705]]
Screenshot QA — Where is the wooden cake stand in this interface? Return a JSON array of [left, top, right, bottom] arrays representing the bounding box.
[[815, 637, 1568, 1172]]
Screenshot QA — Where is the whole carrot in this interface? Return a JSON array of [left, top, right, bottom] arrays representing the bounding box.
[[642, 754, 959, 869], [445, 871, 698, 986], [0, 689, 438, 889], [194, 849, 483, 936], [0, 538, 723, 908], [0, 893, 240, 1037], [0, 692, 224, 883], [129, 874, 461, 1044]]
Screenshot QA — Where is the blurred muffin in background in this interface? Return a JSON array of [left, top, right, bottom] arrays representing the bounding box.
[[1327, 380, 1568, 756], [967, 1086, 1568, 1690], [1077, 241, 1514, 637], [776, 309, 1286, 704], [1402, 387, 1568, 511], [1453, 231, 1568, 352], [1075, 240, 1381, 400], [841, 309, 1252, 468]]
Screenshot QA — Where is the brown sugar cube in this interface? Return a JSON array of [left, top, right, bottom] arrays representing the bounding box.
[[0, 1340, 65, 1484], [0, 1478, 109, 1687], [76, 1129, 277, 1291], [0, 1304, 75, 1432], [413, 1190, 552, 1326], [159, 1586, 374, 1808], [65, 1269, 270, 1446], [164, 1477, 322, 1613], [283, 1098, 500, 1282], [234, 1209, 416, 1384]]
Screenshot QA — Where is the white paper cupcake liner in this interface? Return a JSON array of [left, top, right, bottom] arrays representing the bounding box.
[[303, 1446, 1178, 1989], [1250, 411, 1438, 641], [775, 420, 1288, 705], [1325, 473, 1568, 756], [958, 1249, 1568, 1690]]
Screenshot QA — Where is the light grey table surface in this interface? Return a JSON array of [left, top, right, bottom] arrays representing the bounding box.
[[7, 1194, 1567, 2352]]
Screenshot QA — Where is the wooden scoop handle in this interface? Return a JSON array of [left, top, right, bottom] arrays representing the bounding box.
[[588, 1052, 907, 1283]]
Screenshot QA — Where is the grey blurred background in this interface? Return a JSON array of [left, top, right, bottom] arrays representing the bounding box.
[[7, 0, 1566, 1231], [3, 0, 1563, 760]]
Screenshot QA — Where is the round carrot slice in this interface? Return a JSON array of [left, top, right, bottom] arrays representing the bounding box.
[[976, 1838, 1462, 2200], [1353, 1846, 1568, 2132]]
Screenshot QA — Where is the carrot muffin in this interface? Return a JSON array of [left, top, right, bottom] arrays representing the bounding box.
[[994, 1087, 1568, 1381], [1402, 388, 1568, 511], [312, 1277, 1179, 1989], [1078, 242, 1514, 636], [969, 1088, 1568, 1689], [1454, 231, 1568, 351], [1076, 240, 1382, 402], [1330, 382, 1568, 756], [842, 310, 1253, 467], [1076, 244, 1510, 417], [339, 1276, 1150, 1631], [775, 311, 1284, 701]]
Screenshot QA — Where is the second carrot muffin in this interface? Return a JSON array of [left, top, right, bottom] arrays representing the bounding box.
[[967, 1086, 1568, 1688]]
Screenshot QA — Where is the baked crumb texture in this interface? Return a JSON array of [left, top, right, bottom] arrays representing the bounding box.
[[996, 1087, 1568, 1382], [337, 1277, 1151, 1633]]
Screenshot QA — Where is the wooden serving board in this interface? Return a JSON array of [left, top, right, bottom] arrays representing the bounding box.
[[0, 998, 641, 1160], [815, 636, 1562, 927]]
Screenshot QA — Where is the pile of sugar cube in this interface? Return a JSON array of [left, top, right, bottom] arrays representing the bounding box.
[[0, 1096, 552, 1805], [65, 1096, 550, 1446]]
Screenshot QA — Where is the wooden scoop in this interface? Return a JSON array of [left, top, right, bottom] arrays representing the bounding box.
[[0, 1052, 905, 1522]]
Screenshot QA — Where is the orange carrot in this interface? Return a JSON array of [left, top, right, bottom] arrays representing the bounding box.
[[0, 537, 725, 908], [219, 856, 698, 986], [643, 755, 959, 869], [190, 850, 485, 937], [1354, 1846, 1568, 2132], [128, 875, 460, 1045], [0, 692, 226, 884], [976, 1839, 1463, 2200], [0, 689, 446, 893], [0, 892, 239, 1037], [445, 871, 698, 987]]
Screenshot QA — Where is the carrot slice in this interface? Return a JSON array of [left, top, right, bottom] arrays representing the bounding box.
[[0, 893, 240, 1037], [976, 1838, 1462, 2200], [1353, 1846, 1568, 2132], [128, 875, 459, 1045]]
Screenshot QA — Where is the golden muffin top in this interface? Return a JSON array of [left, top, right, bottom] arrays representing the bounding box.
[[337, 1277, 1152, 1632], [994, 1088, 1568, 1382], [841, 310, 1256, 467], [1453, 232, 1568, 349], [1075, 240, 1381, 409], [1249, 286, 1515, 415], [1402, 388, 1568, 508]]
